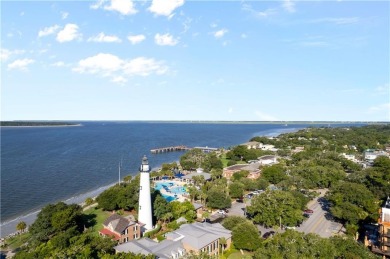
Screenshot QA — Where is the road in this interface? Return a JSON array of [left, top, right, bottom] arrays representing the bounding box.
[[295, 189, 344, 237], [224, 190, 344, 238]]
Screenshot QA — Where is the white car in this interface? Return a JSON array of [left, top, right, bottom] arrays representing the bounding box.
[[217, 210, 226, 215]]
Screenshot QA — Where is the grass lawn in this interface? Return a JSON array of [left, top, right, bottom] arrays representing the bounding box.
[[3, 232, 30, 250], [83, 207, 110, 236]]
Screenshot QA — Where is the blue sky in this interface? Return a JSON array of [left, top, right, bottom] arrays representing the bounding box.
[[1, 0, 389, 121]]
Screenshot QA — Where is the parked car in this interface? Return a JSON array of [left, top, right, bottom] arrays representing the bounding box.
[[304, 209, 314, 214], [217, 210, 226, 215], [303, 213, 311, 218], [262, 231, 276, 239], [203, 218, 211, 223]]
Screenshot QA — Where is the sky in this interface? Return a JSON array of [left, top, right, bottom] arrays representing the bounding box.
[[1, 0, 389, 121]]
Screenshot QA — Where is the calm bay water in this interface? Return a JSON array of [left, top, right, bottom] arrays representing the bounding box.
[[0, 121, 362, 236]]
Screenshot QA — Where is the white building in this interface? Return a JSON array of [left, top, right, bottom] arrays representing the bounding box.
[[138, 156, 153, 231], [364, 150, 389, 162]]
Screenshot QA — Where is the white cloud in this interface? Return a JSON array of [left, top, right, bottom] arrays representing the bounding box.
[[91, 0, 137, 15], [51, 61, 66, 67], [375, 83, 389, 95], [309, 17, 359, 25], [61, 12, 69, 19], [282, 0, 295, 13], [148, 0, 184, 17], [127, 34, 146, 44], [112, 76, 127, 84], [56, 24, 81, 43], [73, 53, 168, 83], [38, 25, 60, 37], [20, 12, 25, 16], [255, 110, 278, 121], [228, 107, 233, 113], [155, 33, 178, 46], [214, 29, 228, 39], [242, 3, 277, 18], [1, 49, 25, 61], [88, 32, 122, 43], [300, 41, 329, 47], [8, 58, 35, 71], [241, 33, 247, 39]]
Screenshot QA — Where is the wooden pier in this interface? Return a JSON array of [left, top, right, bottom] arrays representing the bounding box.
[[150, 145, 191, 154]]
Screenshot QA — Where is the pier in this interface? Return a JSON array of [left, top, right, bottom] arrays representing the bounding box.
[[150, 146, 219, 154], [150, 145, 191, 154]]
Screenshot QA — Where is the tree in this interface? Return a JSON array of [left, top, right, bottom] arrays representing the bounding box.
[[229, 182, 244, 198], [16, 221, 27, 233], [85, 197, 94, 206], [210, 168, 223, 180], [206, 188, 231, 209], [327, 182, 378, 225], [222, 216, 247, 230], [261, 165, 287, 184], [180, 149, 206, 170], [232, 221, 262, 251], [153, 195, 170, 222], [123, 175, 132, 183], [247, 190, 304, 228], [253, 230, 336, 258]]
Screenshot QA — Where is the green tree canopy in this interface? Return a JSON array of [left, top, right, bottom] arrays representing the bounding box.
[[247, 190, 304, 228]]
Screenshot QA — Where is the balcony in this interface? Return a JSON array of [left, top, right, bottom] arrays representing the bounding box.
[[372, 246, 390, 256]]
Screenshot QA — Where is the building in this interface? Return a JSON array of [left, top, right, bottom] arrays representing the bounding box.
[[341, 153, 358, 162], [223, 163, 261, 180], [259, 143, 278, 152], [99, 214, 142, 243], [114, 222, 232, 258], [364, 149, 389, 162], [258, 155, 277, 165], [138, 155, 153, 231], [240, 141, 260, 149], [182, 168, 211, 184], [372, 197, 390, 257]]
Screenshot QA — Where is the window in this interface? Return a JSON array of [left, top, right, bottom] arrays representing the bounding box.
[[124, 237, 128, 242], [125, 228, 128, 235], [139, 206, 141, 210], [133, 233, 138, 239], [134, 225, 138, 231], [140, 186, 142, 190]]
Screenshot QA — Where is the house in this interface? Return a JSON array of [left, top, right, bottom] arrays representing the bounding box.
[[223, 163, 261, 180], [241, 141, 260, 149], [182, 168, 211, 184], [193, 202, 204, 219], [364, 149, 389, 162], [371, 197, 390, 257], [114, 222, 232, 258], [99, 214, 142, 243], [341, 153, 359, 163], [259, 143, 278, 152], [292, 146, 305, 153], [258, 155, 277, 165]]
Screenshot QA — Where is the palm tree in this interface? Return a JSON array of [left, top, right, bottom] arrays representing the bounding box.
[[123, 175, 132, 183], [219, 237, 227, 253], [161, 212, 173, 224], [16, 221, 27, 233]]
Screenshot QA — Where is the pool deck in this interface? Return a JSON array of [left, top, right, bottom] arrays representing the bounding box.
[[153, 180, 188, 202]]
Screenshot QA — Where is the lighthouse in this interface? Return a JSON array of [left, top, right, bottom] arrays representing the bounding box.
[[138, 155, 153, 231]]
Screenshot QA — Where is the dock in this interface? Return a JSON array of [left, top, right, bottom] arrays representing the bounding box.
[[151, 145, 219, 154], [150, 145, 191, 154]]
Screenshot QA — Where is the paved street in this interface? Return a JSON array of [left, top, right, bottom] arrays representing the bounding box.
[[223, 189, 344, 238], [296, 190, 344, 237]]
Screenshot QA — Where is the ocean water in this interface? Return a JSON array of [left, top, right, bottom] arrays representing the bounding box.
[[0, 121, 362, 236]]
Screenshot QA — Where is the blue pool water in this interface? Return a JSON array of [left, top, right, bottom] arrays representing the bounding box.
[[162, 194, 176, 202]]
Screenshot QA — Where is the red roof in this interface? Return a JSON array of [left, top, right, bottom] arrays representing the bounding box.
[[99, 228, 121, 240]]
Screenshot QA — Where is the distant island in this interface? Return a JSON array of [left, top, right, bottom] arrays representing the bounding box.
[[0, 121, 80, 127]]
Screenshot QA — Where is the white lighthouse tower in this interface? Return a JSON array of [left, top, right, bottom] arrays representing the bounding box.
[[138, 155, 153, 231]]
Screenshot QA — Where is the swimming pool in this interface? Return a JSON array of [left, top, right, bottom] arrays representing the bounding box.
[[154, 181, 187, 195], [162, 194, 176, 202]]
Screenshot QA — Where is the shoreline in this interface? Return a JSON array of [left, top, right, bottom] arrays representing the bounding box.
[[0, 124, 83, 128], [0, 127, 301, 238], [0, 181, 116, 238]]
